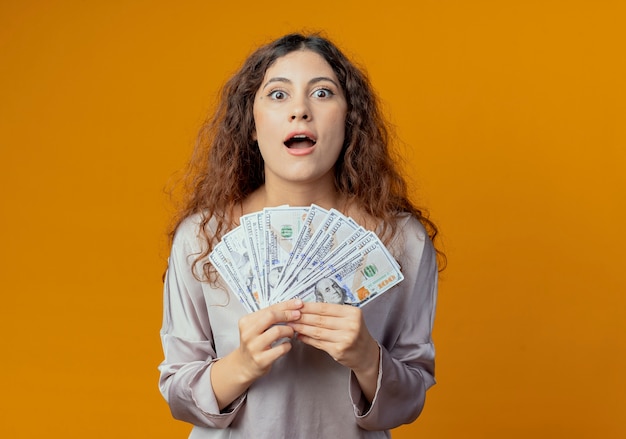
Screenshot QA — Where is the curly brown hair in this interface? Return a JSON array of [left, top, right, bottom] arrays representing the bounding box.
[[168, 33, 445, 280]]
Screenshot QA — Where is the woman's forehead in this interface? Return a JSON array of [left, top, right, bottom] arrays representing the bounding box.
[[263, 50, 338, 81]]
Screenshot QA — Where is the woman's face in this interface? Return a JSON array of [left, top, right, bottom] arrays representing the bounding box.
[[253, 49, 347, 188]]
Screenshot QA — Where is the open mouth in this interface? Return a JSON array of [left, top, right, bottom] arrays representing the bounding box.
[[284, 134, 317, 149]]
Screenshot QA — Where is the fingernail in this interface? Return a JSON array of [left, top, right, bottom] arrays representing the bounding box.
[[293, 298, 302, 306], [291, 310, 301, 319]]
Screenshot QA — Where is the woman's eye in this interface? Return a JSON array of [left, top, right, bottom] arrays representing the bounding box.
[[269, 90, 287, 100], [313, 88, 333, 98]]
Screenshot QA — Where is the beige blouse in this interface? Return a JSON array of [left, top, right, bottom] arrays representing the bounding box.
[[158, 213, 438, 438]]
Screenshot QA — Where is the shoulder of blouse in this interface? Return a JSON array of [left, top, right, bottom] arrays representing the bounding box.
[[396, 213, 427, 237], [173, 212, 222, 245]]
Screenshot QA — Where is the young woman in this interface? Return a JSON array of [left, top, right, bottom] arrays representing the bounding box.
[[159, 33, 442, 438]]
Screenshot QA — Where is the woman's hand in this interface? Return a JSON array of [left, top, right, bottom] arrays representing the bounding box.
[[288, 302, 380, 402], [236, 298, 304, 380], [211, 298, 304, 409]]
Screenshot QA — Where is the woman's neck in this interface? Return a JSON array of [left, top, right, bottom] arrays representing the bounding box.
[[239, 181, 376, 232], [242, 181, 344, 215]]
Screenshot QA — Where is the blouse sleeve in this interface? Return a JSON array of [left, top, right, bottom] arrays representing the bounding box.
[[158, 219, 246, 428], [349, 221, 438, 430]]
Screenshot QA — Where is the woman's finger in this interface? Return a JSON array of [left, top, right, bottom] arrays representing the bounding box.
[[240, 298, 303, 335], [300, 301, 347, 316]]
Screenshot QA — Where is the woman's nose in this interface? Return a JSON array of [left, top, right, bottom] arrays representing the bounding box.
[[290, 98, 311, 120]]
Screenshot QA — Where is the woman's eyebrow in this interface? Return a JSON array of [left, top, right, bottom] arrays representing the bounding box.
[[309, 76, 340, 88], [262, 76, 340, 89], [262, 77, 291, 89]]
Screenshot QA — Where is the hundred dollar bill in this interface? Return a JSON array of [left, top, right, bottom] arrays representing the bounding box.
[[263, 206, 309, 298], [274, 204, 329, 295], [209, 244, 259, 312], [240, 212, 267, 306], [209, 205, 404, 311], [304, 216, 363, 270], [288, 229, 375, 295], [220, 226, 263, 309], [276, 215, 363, 301], [279, 209, 341, 285], [288, 234, 404, 307]]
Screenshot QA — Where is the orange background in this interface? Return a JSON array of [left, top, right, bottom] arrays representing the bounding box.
[[1, 1, 624, 437]]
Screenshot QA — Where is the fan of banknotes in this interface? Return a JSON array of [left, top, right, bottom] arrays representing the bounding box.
[[209, 205, 404, 313]]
